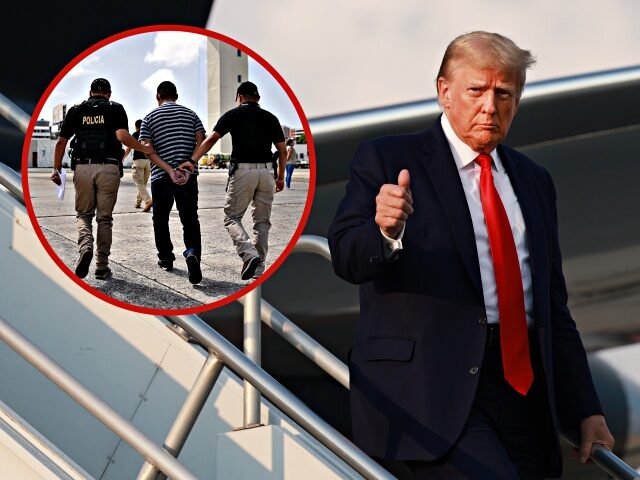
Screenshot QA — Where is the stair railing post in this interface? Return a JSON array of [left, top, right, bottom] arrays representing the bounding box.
[[243, 285, 262, 428]]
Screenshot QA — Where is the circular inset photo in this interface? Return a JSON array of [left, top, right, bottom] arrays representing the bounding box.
[[23, 25, 315, 314]]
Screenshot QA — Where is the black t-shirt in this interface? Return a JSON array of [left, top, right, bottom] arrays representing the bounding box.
[[59, 96, 128, 159], [131, 131, 146, 160], [213, 102, 285, 163]]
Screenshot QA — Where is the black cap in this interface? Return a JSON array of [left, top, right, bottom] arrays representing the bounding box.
[[157, 81, 178, 98], [237, 81, 259, 96], [90, 78, 111, 93]]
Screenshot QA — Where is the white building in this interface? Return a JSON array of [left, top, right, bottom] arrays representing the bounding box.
[[32, 119, 51, 139], [207, 39, 248, 155], [28, 138, 71, 168], [292, 142, 309, 167], [288, 128, 310, 166]]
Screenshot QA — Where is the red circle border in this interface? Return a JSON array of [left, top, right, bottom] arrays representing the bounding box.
[[21, 24, 317, 316]]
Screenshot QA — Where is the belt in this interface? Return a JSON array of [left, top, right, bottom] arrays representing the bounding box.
[[486, 323, 500, 349], [76, 158, 119, 165], [234, 162, 268, 169]]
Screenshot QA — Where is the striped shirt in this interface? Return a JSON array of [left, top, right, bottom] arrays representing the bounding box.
[[139, 102, 205, 182]]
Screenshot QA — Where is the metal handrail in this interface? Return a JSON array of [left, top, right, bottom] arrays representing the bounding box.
[[237, 294, 349, 389], [0, 161, 24, 203], [167, 314, 395, 480], [253, 234, 639, 480], [562, 436, 639, 480], [293, 233, 333, 261], [0, 92, 28, 203], [0, 314, 199, 480], [138, 352, 224, 480], [0, 91, 30, 133], [243, 286, 262, 427]]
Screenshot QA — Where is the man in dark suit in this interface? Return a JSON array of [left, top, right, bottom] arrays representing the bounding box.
[[328, 31, 614, 479]]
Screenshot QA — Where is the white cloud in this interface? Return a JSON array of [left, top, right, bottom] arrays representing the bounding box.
[[141, 68, 176, 94], [67, 55, 102, 78], [48, 91, 67, 100], [144, 32, 204, 68]]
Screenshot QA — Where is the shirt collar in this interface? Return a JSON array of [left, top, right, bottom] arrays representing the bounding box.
[[440, 113, 502, 173]]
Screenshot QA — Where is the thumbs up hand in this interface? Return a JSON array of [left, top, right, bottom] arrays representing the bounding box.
[[375, 169, 413, 239]]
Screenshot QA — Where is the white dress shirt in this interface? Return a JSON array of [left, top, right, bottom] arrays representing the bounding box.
[[382, 114, 534, 325]]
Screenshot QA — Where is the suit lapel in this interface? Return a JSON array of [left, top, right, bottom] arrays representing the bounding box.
[[420, 123, 484, 301]]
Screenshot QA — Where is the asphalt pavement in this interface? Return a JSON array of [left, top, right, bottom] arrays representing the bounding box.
[[27, 167, 311, 311]]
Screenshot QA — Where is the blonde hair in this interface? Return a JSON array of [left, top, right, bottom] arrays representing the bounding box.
[[437, 31, 536, 98]]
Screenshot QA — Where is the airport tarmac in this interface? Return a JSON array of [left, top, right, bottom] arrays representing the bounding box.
[[26, 167, 311, 311]]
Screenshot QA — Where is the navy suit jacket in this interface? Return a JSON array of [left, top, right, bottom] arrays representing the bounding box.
[[328, 119, 603, 475]]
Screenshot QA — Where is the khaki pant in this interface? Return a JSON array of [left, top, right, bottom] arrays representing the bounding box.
[[131, 158, 151, 205], [224, 168, 275, 262], [73, 163, 120, 269]]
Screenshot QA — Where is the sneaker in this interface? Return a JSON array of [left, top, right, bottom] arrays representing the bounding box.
[[142, 199, 153, 212], [252, 261, 265, 279], [95, 267, 112, 280], [185, 252, 202, 284], [75, 250, 93, 279], [158, 258, 174, 271], [241, 256, 261, 280]]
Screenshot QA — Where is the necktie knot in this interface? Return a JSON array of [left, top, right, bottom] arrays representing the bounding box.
[[475, 153, 492, 170]]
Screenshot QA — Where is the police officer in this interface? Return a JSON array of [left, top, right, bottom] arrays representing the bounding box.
[[123, 119, 153, 212], [188, 81, 287, 280], [51, 78, 169, 280]]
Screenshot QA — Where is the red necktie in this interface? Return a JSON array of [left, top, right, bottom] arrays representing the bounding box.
[[475, 154, 533, 395]]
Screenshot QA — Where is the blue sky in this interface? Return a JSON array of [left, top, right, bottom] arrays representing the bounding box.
[[39, 31, 301, 131]]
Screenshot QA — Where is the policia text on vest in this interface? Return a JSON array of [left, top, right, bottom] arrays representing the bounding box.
[[68, 98, 126, 177], [82, 115, 105, 124]]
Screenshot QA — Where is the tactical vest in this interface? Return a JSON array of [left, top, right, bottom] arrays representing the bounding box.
[[69, 98, 123, 165]]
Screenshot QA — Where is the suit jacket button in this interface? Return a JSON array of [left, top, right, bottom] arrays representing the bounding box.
[[478, 316, 487, 325], [469, 367, 479, 375]]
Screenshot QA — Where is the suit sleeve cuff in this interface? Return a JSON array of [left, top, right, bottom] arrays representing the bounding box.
[[381, 225, 405, 260]]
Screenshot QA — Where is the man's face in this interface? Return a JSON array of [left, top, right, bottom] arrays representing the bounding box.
[[438, 57, 520, 154]]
